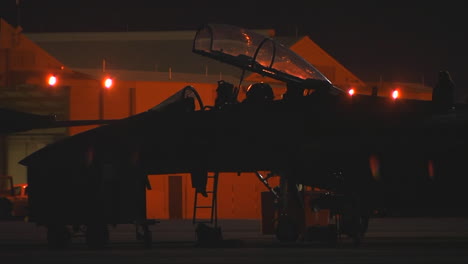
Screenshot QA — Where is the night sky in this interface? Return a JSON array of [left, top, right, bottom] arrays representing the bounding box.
[[1, 0, 467, 100]]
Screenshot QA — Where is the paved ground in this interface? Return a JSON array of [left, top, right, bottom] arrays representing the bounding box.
[[1, 217, 468, 263]]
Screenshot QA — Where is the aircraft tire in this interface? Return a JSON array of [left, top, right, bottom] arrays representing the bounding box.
[[143, 226, 152, 249], [85, 223, 109, 250], [275, 216, 299, 242], [46, 224, 71, 249], [325, 224, 339, 247]]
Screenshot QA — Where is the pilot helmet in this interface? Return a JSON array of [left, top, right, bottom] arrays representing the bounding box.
[[245, 82, 274, 102]]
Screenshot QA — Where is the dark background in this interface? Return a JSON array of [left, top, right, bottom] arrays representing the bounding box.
[[1, 0, 467, 100]]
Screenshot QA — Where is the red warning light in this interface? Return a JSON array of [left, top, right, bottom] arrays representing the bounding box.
[[103, 77, 113, 89], [348, 88, 355, 96], [48, 75, 57, 86], [392, 89, 399, 99]]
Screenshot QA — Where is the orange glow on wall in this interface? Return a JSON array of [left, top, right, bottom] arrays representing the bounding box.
[[146, 171, 274, 220]]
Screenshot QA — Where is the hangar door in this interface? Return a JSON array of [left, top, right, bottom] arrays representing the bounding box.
[[6, 134, 58, 184]]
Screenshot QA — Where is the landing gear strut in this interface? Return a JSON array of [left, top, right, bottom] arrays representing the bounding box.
[[275, 175, 300, 242], [136, 222, 153, 249]]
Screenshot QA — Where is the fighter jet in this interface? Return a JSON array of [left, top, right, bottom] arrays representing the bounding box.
[[18, 24, 468, 248]]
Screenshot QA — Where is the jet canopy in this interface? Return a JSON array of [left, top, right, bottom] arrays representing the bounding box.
[[192, 23, 332, 88]]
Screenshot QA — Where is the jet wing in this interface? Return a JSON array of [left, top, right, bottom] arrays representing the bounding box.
[[0, 107, 117, 134], [0, 107, 56, 134]]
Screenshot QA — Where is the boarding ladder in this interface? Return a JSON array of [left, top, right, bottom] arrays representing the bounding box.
[[255, 171, 279, 199], [192, 172, 219, 227]]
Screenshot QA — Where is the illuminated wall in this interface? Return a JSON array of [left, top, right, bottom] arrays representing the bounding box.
[[146, 172, 277, 220]]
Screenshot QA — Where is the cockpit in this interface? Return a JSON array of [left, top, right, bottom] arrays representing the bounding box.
[[192, 23, 342, 95]]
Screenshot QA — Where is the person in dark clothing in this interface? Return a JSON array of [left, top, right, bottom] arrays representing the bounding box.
[[432, 70, 455, 114], [282, 82, 304, 101], [215, 80, 238, 109]]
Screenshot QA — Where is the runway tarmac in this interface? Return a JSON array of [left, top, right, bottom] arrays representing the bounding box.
[[1, 217, 468, 263]]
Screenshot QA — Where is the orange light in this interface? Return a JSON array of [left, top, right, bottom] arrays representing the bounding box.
[[348, 88, 355, 96], [369, 154, 381, 181], [48, 75, 57, 86], [103, 77, 113, 89], [392, 89, 399, 99]]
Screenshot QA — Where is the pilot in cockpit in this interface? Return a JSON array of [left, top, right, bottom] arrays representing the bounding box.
[[282, 79, 333, 102], [242, 82, 274, 104], [214, 80, 238, 109], [282, 82, 305, 101]]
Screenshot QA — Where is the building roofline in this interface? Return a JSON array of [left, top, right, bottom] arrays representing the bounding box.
[[25, 29, 275, 42]]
